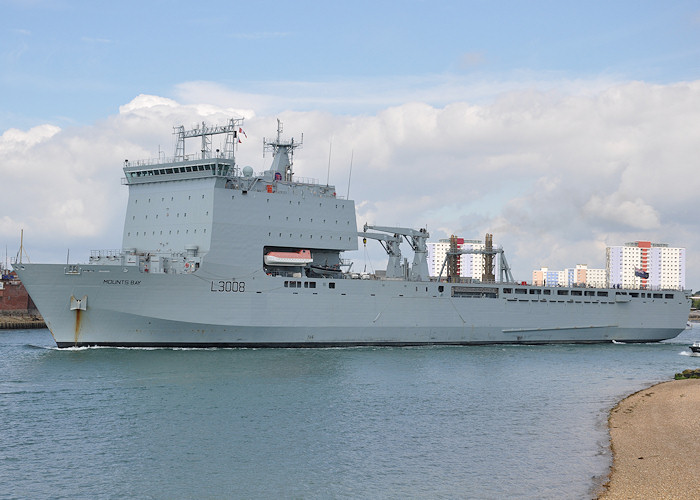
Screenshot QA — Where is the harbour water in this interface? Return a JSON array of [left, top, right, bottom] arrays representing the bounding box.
[[2, 325, 698, 499]]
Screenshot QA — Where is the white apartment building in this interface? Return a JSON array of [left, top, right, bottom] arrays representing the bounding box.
[[532, 264, 606, 287], [584, 267, 607, 288], [606, 241, 685, 290], [427, 237, 499, 279]]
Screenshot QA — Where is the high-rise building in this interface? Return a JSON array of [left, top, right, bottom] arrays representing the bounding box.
[[606, 241, 685, 290]]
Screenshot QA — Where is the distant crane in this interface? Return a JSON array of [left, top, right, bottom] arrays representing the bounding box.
[[436, 234, 514, 283]]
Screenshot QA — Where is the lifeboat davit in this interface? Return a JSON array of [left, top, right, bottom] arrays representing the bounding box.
[[264, 249, 313, 266]]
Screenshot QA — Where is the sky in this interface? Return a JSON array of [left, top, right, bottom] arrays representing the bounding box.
[[2, 0, 700, 288]]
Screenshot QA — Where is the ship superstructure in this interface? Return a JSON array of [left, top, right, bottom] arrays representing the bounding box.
[[14, 119, 692, 347]]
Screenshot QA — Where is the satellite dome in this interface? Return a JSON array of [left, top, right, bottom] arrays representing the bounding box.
[[242, 166, 253, 177]]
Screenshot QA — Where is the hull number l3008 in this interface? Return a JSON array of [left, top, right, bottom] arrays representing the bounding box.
[[210, 280, 245, 292]]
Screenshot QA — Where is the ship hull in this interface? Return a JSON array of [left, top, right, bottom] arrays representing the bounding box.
[[14, 263, 691, 348]]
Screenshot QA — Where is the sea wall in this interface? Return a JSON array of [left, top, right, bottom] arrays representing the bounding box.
[[1, 277, 45, 329], [0, 311, 45, 329]]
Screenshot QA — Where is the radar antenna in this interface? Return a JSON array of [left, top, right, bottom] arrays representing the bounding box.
[[173, 118, 244, 162]]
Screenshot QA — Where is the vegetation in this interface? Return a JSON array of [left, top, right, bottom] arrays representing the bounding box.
[[675, 369, 700, 380]]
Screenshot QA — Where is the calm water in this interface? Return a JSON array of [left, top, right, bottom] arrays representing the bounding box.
[[2, 325, 699, 500]]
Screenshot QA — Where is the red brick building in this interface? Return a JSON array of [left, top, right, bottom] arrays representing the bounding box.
[[0, 272, 38, 313]]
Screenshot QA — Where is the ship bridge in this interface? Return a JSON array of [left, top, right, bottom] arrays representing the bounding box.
[[119, 118, 358, 275]]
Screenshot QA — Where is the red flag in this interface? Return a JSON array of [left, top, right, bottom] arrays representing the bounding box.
[[239, 127, 247, 138]]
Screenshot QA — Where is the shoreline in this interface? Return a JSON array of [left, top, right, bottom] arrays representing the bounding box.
[[598, 378, 700, 499], [0, 311, 45, 329]]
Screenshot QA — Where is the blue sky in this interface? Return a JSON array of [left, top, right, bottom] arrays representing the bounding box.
[[4, 0, 700, 129], [2, 1, 700, 288]]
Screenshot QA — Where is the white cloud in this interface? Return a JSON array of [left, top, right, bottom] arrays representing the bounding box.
[[118, 94, 180, 114], [2, 80, 700, 287], [583, 194, 660, 230], [0, 124, 60, 153], [172, 74, 621, 117]]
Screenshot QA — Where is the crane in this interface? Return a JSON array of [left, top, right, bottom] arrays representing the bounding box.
[[436, 247, 514, 283], [358, 231, 404, 278], [362, 223, 430, 281]]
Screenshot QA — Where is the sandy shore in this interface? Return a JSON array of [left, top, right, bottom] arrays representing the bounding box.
[[598, 378, 700, 499]]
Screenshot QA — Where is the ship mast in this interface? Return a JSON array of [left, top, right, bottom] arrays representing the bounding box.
[[263, 119, 303, 182]]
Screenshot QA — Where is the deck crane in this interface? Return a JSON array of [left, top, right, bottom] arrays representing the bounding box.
[[358, 231, 404, 279], [362, 223, 430, 281], [436, 246, 515, 283]]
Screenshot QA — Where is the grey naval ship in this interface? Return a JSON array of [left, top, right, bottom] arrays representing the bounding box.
[[14, 119, 691, 348]]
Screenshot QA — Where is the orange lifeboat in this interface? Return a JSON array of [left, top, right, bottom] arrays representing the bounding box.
[[264, 249, 313, 266]]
